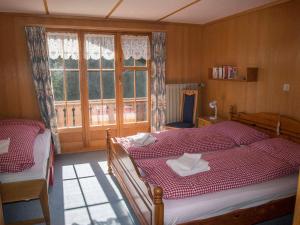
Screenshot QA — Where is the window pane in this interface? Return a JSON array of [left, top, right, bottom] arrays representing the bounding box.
[[89, 102, 102, 126], [51, 71, 64, 101], [65, 56, 78, 69], [64, 35, 79, 69], [66, 71, 80, 101], [54, 102, 66, 128], [136, 101, 147, 122], [88, 71, 101, 100], [102, 71, 115, 99], [66, 103, 82, 127], [123, 57, 134, 67], [87, 58, 100, 69], [49, 56, 63, 69], [103, 102, 116, 125], [101, 57, 114, 69], [123, 102, 135, 123], [122, 71, 134, 98], [136, 71, 147, 98], [135, 58, 146, 67]]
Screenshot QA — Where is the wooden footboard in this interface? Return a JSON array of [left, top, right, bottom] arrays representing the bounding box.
[[106, 129, 164, 225]]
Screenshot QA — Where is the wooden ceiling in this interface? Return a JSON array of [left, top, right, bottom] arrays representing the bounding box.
[[0, 0, 288, 24]]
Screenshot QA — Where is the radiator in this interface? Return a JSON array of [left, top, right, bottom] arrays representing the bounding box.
[[166, 83, 199, 123]]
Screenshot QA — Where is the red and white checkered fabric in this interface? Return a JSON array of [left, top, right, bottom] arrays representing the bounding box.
[[250, 138, 300, 167], [136, 146, 298, 199], [0, 119, 45, 134], [0, 124, 41, 173], [208, 121, 269, 145], [118, 128, 237, 159]]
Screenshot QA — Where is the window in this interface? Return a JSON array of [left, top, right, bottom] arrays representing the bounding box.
[[85, 34, 116, 126], [46, 31, 151, 150], [121, 35, 150, 123], [47, 33, 81, 128]]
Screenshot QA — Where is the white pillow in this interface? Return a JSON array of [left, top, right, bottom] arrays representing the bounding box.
[[0, 138, 10, 154]]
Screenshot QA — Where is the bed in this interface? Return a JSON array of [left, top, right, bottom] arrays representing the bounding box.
[[0, 129, 53, 225], [106, 110, 300, 225]]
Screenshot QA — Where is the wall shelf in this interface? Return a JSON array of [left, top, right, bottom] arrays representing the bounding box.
[[208, 67, 258, 82]]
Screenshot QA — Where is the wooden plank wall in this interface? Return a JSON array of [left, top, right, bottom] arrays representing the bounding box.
[[0, 14, 202, 120], [200, 0, 300, 120]]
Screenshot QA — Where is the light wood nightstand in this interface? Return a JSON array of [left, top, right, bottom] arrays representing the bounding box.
[[198, 116, 224, 128]]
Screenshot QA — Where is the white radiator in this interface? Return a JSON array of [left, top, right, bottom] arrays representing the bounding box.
[[166, 83, 199, 123]]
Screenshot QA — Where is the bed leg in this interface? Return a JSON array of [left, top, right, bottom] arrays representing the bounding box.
[[153, 187, 164, 225], [40, 181, 50, 225], [106, 128, 113, 175], [0, 185, 5, 225]]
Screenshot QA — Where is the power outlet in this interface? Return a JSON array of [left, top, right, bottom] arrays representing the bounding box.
[[283, 83, 290, 92]]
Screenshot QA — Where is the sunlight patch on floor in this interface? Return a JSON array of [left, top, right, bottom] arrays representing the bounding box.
[[80, 177, 108, 205], [75, 163, 95, 177], [61, 162, 135, 225], [98, 161, 109, 174], [106, 175, 123, 200], [63, 179, 85, 209], [64, 207, 90, 225]]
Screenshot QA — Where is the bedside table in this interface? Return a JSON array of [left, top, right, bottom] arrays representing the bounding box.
[[198, 116, 224, 128]]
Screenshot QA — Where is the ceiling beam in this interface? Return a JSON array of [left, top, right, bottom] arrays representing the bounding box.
[[105, 0, 123, 19], [157, 0, 201, 22], [43, 0, 49, 15]]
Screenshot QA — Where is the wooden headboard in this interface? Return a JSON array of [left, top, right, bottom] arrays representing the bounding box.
[[229, 109, 300, 144]]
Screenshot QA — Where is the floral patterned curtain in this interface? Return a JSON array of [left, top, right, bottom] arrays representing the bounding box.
[[151, 32, 166, 132], [25, 26, 61, 153]]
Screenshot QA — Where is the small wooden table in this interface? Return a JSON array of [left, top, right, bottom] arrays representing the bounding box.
[[198, 116, 224, 128]]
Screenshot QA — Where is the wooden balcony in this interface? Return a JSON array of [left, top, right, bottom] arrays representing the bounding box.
[[54, 97, 147, 128]]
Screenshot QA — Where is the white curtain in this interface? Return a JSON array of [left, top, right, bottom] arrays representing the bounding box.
[[47, 33, 79, 60], [85, 34, 115, 60], [121, 35, 150, 60], [47, 33, 115, 60]]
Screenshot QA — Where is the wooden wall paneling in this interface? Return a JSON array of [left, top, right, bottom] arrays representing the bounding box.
[[14, 16, 42, 120], [200, 0, 300, 120], [166, 23, 202, 84], [0, 15, 21, 118]]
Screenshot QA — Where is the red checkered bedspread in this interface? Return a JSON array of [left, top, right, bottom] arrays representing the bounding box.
[[117, 128, 237, 159], [0, 120, 44, 173], [136, 140, 300, 199], [116, 121, 269, 159]]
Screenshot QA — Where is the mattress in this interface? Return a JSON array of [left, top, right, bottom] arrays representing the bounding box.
[[0, 129, 51, 184], [163, 173, 298, 225]]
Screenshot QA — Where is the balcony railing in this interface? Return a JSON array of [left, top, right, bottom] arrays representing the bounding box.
[[54, 98, 147, 128], [55, 101, 82, 128]]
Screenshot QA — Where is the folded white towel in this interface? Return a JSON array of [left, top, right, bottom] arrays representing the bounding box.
[[176, 153, 202, 170], [127, 133, 157, 147], [166, 158, 210, 177], [0, 138, 10, 154]]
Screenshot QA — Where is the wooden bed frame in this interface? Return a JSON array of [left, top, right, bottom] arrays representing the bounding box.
[[106, 111, 300, 225], [0, 147, 54, 225]]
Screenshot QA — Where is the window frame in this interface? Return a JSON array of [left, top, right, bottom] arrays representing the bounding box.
[[120, 33, 151, 124], [46, 29, 152, 152], [84, 33, 117, 127], [47, 32, 82, 129]]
